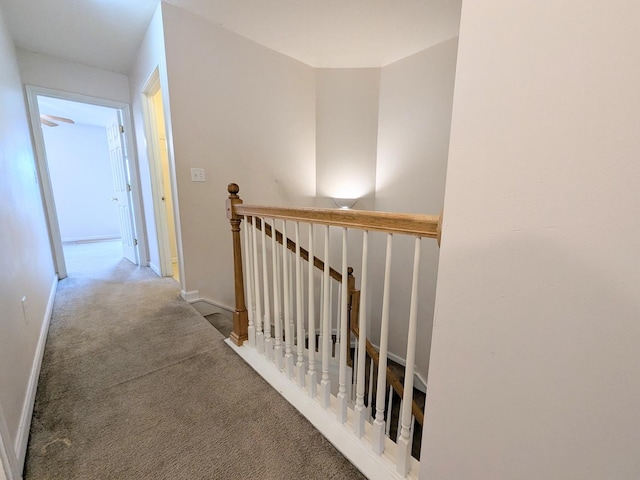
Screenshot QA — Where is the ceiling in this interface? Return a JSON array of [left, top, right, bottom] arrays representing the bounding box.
[[0, 0, 461, 73]]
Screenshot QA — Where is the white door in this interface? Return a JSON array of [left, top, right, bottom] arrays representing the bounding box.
[[107, 111, 137, 264]]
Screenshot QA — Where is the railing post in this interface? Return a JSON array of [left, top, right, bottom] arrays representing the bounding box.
[[397, 236, 422, 476], [226, 183, 248, 346], [347, 267, 358, 368], [336, 227, 349, 423], [353, 231, 369, 437]]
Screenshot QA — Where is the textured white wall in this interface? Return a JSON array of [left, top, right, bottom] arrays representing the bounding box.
[[43, 124, 120, 242], [160, 3, 316, 306], [371, 37, 458, 380], [0, 3, 56, 473], [422, 2, 640, 479]]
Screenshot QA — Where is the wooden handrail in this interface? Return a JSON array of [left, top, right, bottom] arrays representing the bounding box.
[[235, 204, 441, 239]]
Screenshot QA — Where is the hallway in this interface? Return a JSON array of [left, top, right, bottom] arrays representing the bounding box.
[[24, 244, 364, 479]]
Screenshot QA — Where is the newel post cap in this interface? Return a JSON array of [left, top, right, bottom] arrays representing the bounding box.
[[228, 183, 240, 198]]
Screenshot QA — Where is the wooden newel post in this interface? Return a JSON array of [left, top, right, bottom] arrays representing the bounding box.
[[226, 183, 248, 346]]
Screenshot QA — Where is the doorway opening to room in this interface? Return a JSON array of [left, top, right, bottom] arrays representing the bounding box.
[[26, 86, 143, 279], [141, 70, 180, 282]]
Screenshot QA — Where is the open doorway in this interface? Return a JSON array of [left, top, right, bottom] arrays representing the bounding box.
[[142, 71, 180, 282], [26, 86, 145, 279]]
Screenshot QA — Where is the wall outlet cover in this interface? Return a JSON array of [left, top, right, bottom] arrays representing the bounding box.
[[190, 168, 205, 182]]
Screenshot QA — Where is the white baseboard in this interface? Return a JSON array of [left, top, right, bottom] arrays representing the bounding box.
[[14, 274, 57, 467], [61, 234, 120, 243], [149, 262, 161, 277], [186, 296, 233, 318], [180, 289, 200, 303], [177, 289, 233, 318]]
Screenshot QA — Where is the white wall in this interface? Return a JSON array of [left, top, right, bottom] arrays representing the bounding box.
[[371, 38, 458, 380], [315, 68, 380, 207], [160, 3, 316, 307], [422, 2, 640, 479], [0, 4, 56, 475], [43, 123, 120, 242], [17, 49, 130, 103]]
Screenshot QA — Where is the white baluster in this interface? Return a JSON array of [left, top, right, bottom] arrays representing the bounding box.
[[335, 286, 341, 360], [319, 225, 331, 408], [244, 217, 255, 347], [301, 263, 306, 353], [282, 221, 294, 378], [352, 339, 358, 403], [373, 233, 393, 454], [294, 222, 305, 387], [289, 249, 295, 348], [336, 227, 349, 422], [353, 231, 369, 437], [367, 360, 374, 420], [261, 219, 272, 360], [306, 223, 317, 398], [385, 385, 393, 437], [318, 273, 324, 361], [397, 400, 403, 441], [329, 280, 334, 358], [271, 219, 283, 369], [410, 415, 416, 445], [396, 237, 421, 477], [253, 218, 264, 354]]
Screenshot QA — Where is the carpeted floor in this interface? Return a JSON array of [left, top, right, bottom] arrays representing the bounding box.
[[24, 241, 366, 479]]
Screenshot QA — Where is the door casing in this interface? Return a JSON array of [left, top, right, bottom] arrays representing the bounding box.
[[25, 85, 148, 277], [140, 69, 183, 281]]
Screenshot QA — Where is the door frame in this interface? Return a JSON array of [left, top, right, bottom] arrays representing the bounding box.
[[140, 68, 183, 280], [25, 85, 148, 277], [0, 403, 18, 480]]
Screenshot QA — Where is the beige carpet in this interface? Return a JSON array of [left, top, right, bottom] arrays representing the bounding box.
[[24, 241, 365, 479]]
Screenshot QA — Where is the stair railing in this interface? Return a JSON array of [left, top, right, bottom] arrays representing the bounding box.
[[226, 183, 441, 477]]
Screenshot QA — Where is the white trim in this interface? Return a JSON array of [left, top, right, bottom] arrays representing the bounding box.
[[149, 262, 162, 277], [24, 85, 148, 275], [140, 70, 172, 278], [25, 88, 67, 279], [61, 234, 120, 243], [188, 298, 234, 317], [178, 292, 234, 317], [226, 340, 419, 480], [180, 289, 200, 303], [14, 274, 57, 466], [139, 68, 184, 285], [0, 404, 19, 480]]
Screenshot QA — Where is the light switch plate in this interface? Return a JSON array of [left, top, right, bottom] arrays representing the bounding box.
[[190, 167, 205, 182]]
